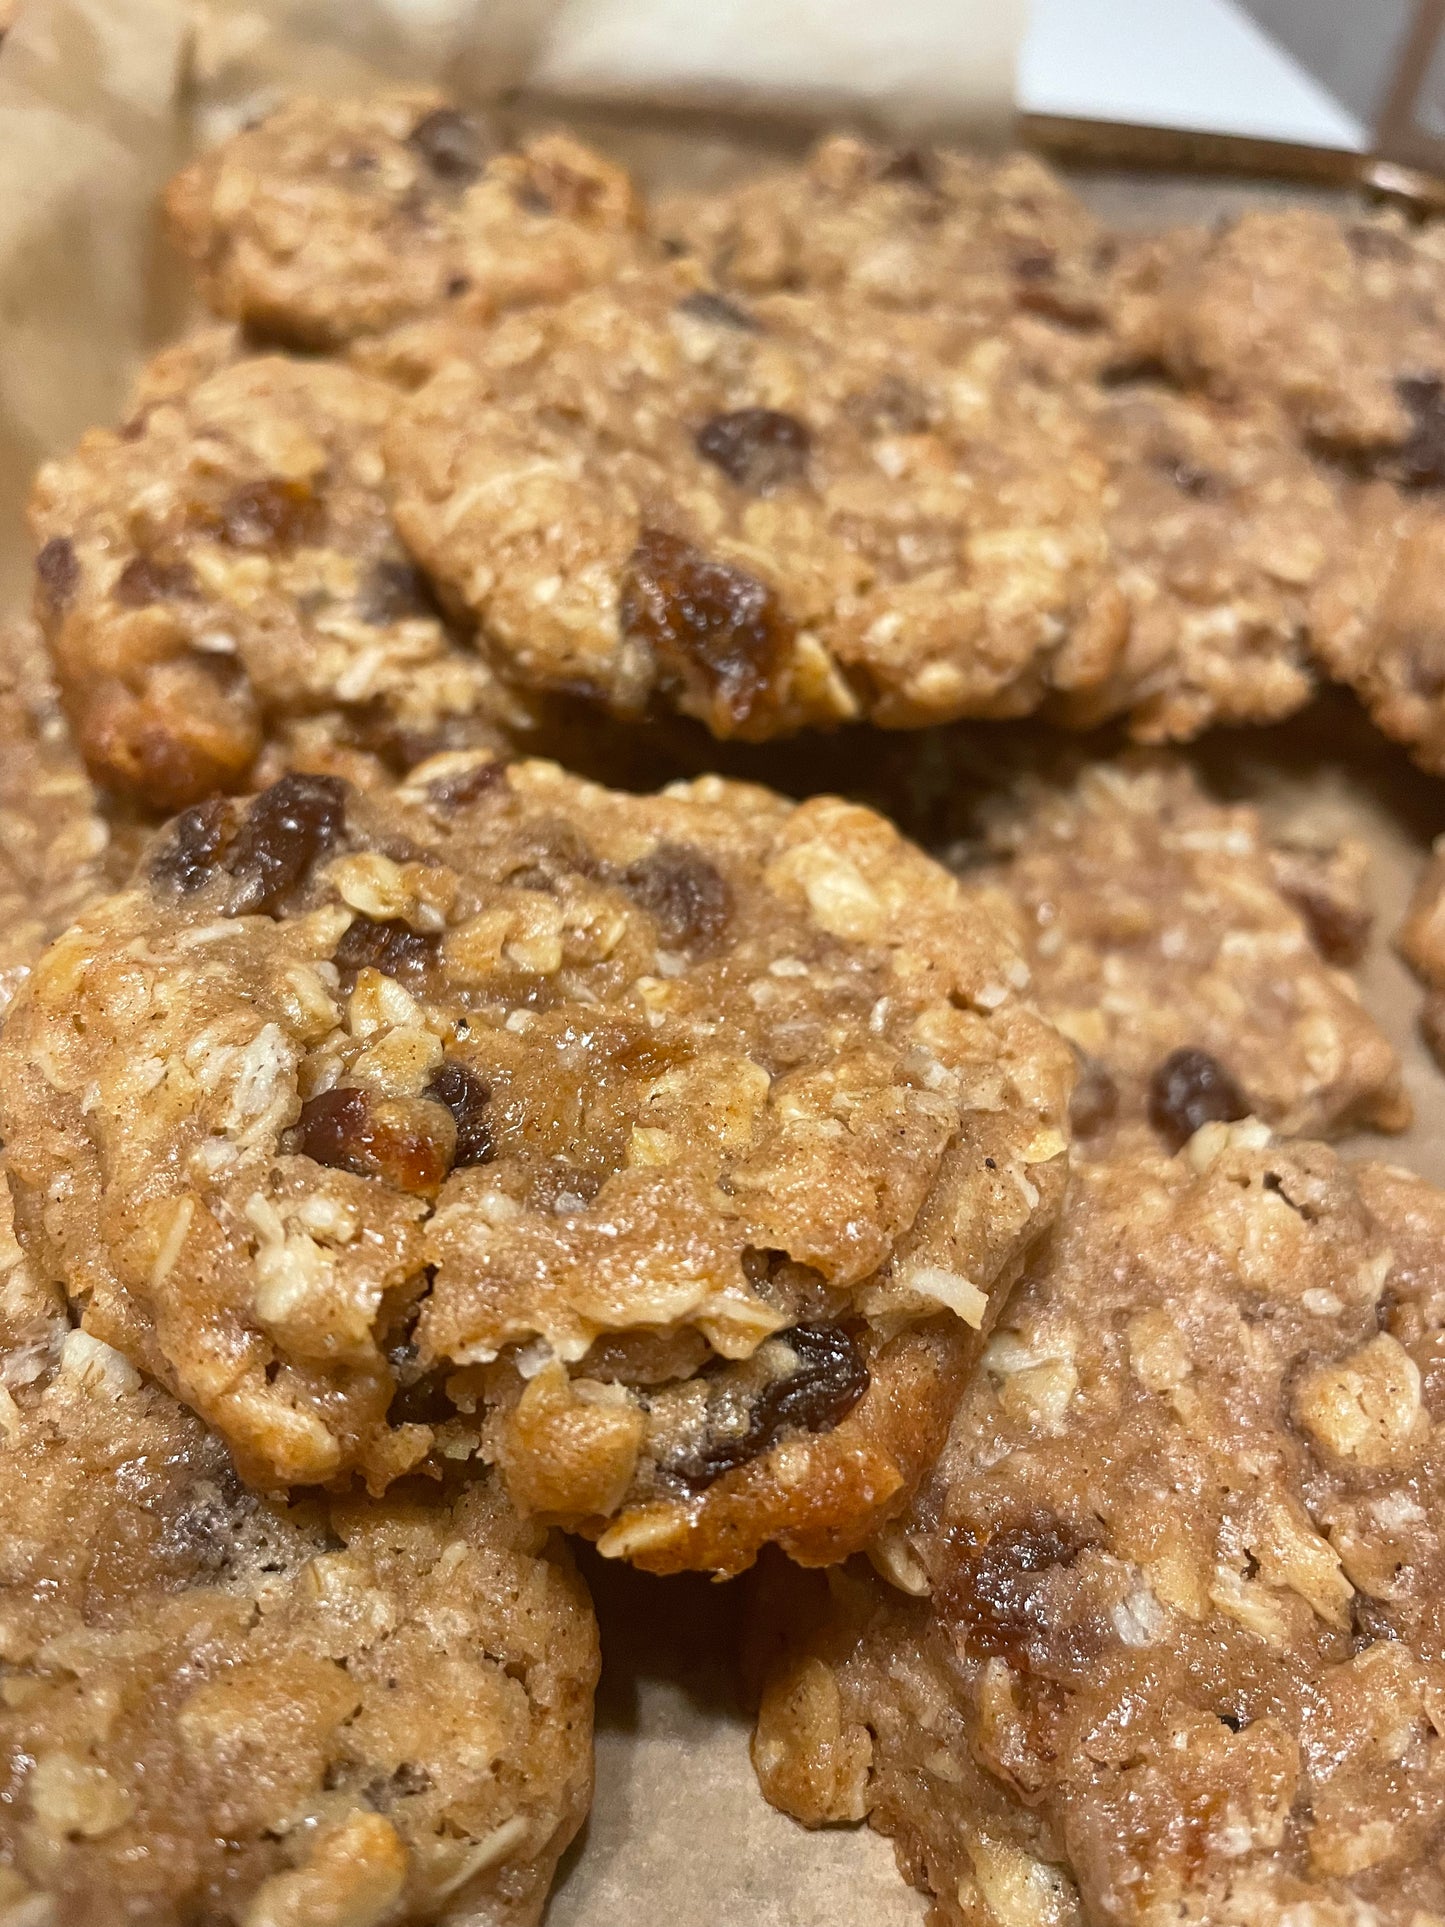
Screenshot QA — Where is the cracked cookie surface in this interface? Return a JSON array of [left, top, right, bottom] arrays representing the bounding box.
[[0, 758, 1071, 1573], [29, 335, 537, 811], [748, 1127, 1445, 1927], [0, 1187, 597, 1927], [165, 91, 652, 349], [969, 756, 1406, 1147]]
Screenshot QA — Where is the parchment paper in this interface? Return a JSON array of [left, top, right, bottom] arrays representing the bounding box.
[[0, 7, 1441, 1923]]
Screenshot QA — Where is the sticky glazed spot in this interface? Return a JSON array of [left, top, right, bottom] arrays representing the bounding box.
[[333, 914, 439, 984], [619, 843, 733, 951], [669, 1324, 870, 1489], [1147, 1047, 1250, 1150], [424, 1059, 493, 1168], [113, 555, 200, 608], [405, 106, 489, 184], [216, 479, 325, 551], [695, 409, 812, 493], [619, 527, 791, 727], [293, 1085, 454, 1197]]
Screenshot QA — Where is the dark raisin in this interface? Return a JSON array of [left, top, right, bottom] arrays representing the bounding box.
[[294, 1086, 452, 1195], [1394, 374, 1445, 487], [1013, 247, 1056, 280], [35, 535, 79, 617], [695, 408, 811, 493], [672, 1324, 869, 1488], [1168, 459, 1216, 498], [1147, 1047, 1250, 1150], [406, 107, 488, 184], [114, 555, 199, 607], [425, 1059, 493, 1166], [1068, 1052, 1118, 1139], [1346, 223, 1410, 262], [359, 558, 442, 625], [619, 527, 790, 727], [218, 479, 324, 550], [620, 842, 733, 950], [149, 796, 234, 893], [677, 289, 762, 332], [938, 1514, 1096, 1668], [877, 147, 937, 188], [426, 758, 509, 811], [1351, 1593, 1400, 1647], [223, 773, 347, 915], [334, 914, 439, 983]]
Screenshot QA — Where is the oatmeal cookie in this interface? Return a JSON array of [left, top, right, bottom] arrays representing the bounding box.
[[30, 336, 536, 811], [165, 91, 651, 350], [0, 757, 1071, 1573], [1107, 207, 1445, 460], [748, 1127, 1445, 1926], [970, 757, 1407, 1146], [1399, 837, 1445, 1065], [0, 1189, 597, 1927], [0, 621, 112, 1017], [661, 135, 1108, 335], [387, 269, 1335, 743]]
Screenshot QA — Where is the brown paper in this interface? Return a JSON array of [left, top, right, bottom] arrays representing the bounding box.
[[0, 6, 1442, 1922]]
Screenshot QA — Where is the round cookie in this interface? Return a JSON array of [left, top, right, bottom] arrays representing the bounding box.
[[29, 337, 536, 811], [749, 1127, 1445, 1925], [0, 757, 1072, 1574], [660, 134, 1109, 333], [0, 1189, 597, 1927], [165, 91, 652, 350], [386, 270, 1339, 745]]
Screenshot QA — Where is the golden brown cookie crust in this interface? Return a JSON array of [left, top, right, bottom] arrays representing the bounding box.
[[749, 1127, 1445, 1926], [166, 91, 652, 350], [0, 1188, 597, 1927], [29, 341, 535, 811], [0, 758, 1070, 1572]]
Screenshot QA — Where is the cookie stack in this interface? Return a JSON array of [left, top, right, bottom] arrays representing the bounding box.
[[1, 91, 1443, 1925]]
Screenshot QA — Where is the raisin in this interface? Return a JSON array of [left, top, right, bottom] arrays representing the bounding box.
[[677, 289, 762, 332], [938, 1514, 1096, 1669], [1147, 1047, 1250, 1150], [149, 796, 234, 893], [620, 527, 790, 727], [620, 842, 733, 950], [1351, 1594, 1400, 1647], [219, 479, 324, 550], [223, 773, 347, 915], [359, 558, 442, 625], [426, 758, 509, 811], [406, 107, 488, 184], [114, 555, 199, 607], [877, 147, 937, 188], [1013, 247, 1056, 280], [35, 535, 79, 617], [1068, 1052, 1118, 1139], [334, 914, 438, 983], [671, 1324, 869, 1489], [1394, 374, 1445, 487], [695, 408, 811, 493], [425, 1059, 493, 1166], [294, 1085, 453, 1195]]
